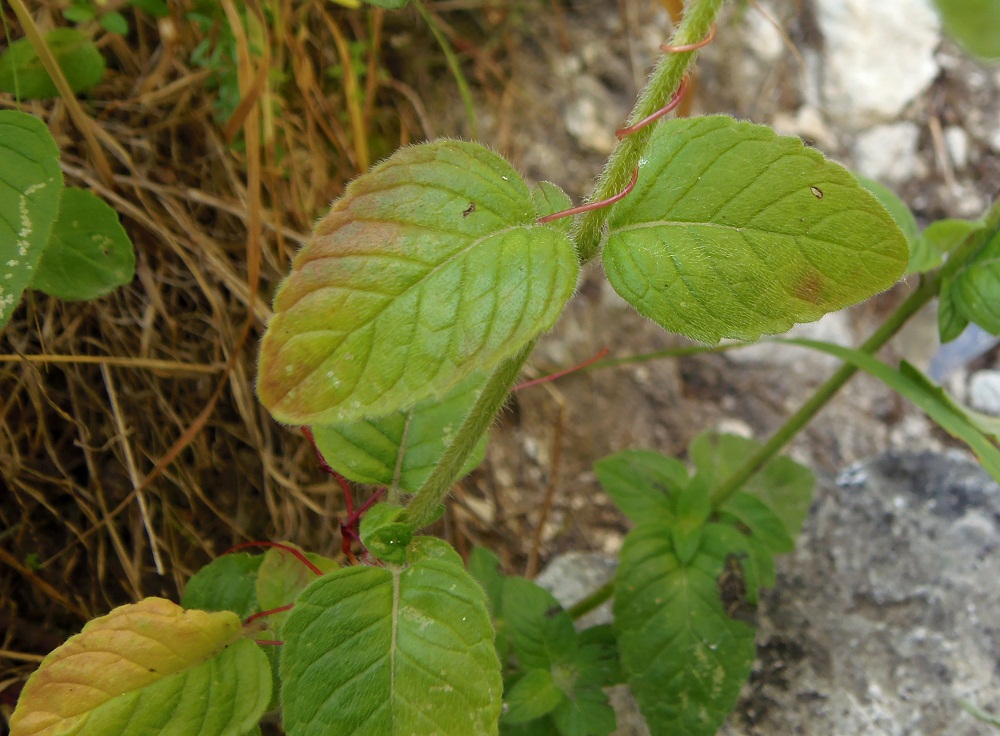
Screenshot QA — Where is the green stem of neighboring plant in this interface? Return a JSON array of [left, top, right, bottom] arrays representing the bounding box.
[[709, 197, 1000, 509], [567, 580, 615, 621], [574, 0, 727, 262], [413, 0, 479, 140], [403, 341, 535, 530]]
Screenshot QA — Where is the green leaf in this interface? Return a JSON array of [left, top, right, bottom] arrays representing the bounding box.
[[359, 502, 413, 564], [602, 116, 908, 343], [10, 598, 271, 736], [782, 339, 1000, 483], [280, 552, 502, 736], [255, 544, 338, 632], [0, 110, 63, 330], [100, 12, 131, 35], [0, 28, 106, 99], [363, 0, 409, 8], [593, 449, 685, 524], [131, 0, 171, 17], [855, 176, 920, 256], [502, 577, 576, 671], [719, 492, 795, 554], [258, 139, 579, 425], [550, 686, 616, 736], [938, 277, 970, 343], [29, 188, 135, 301], [181, 552, 263, 619], [671, 476, 711, 564], [311, 372, 488, 493], [531, 182, 573, 236], [933, 0, 1000, 59], [912, 218, 984, 275], [613, 523, 756, 736], [690, 431, 814, 541], [575, 625, 624, 688], [468, 546, 505, 618], [503, 669, 564, 724], [951, 230, 1000, 334]]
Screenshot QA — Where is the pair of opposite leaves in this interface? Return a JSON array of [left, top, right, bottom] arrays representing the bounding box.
[[257, 115, 908, 428]]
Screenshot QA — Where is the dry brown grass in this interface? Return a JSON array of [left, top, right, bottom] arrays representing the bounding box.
[[0, 0, 523, 709]]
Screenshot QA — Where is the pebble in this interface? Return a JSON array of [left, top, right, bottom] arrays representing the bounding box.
[[969, 370, 1000, 415]]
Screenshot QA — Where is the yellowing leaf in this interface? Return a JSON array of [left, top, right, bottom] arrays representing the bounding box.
[[11, 597, 271, 736]]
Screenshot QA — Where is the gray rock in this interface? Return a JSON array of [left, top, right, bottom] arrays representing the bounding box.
[[853, 122, 922, 183], [537, 452, 1000, 735], [815, 0, 940, 126], [969, 370, 1000, 416]]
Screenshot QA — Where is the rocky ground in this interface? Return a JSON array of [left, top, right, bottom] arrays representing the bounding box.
[[443, 1, 1000, 733]]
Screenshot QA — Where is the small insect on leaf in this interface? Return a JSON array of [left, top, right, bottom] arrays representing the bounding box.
[[810, 186, 824, 199]]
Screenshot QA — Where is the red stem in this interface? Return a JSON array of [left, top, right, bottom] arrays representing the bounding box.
[[661, 22, 717, 53], [301, 425, 355, 516], [245, 603, 296, 625], [615, 77, 689, 139], [514, 348, 610, 391], [253, 639, 285, 646], [224, 540, 324, 577], [538, 167, 639, 224]]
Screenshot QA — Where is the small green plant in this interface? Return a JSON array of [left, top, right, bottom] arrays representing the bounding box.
[[8, 0, 1000, 735], [0, 110, 135, 330]]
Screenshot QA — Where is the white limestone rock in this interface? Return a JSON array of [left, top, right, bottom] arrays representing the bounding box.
[[815, 0, 940, 127]]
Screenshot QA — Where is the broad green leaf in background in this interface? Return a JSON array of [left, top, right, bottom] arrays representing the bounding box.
[[550, 685, 617, 736], [181, 552, 263, 619], [782, 339, 1000, 483], [593, 449, 687, 524], [311, 372, 488, 493], [10, 598, 271, 736], [614, 522, 756, 736], [503, 669, 563, 724], [938, 277, 970, 343], [719, 492, 795, 554], [30, 188, 136, 301], [690, 431, 815, 541], [855, 176, 920, 256], [950, 230, 1000, 334], [0, 28, 105, 99], [258, 139, 579, 425], [933, 0, 1000, 59], [912, 218, 984, 275], [501, 577, 576, 672], [602, 116, 908, 343], [255, 544, 338, 632], [531, 181, 574, 236], [0, 111, 63, 330], [281, 541, 502, 736], [362, 0, 408, 8]]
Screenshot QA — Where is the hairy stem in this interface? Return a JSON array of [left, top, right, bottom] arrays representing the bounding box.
[[574, 0, 727, 262], [403, 342, 534, 529], [709, 197, 1000, 508]]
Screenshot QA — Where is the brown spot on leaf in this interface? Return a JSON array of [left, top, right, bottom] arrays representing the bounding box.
[[463, 202, 476, 217], [718, 554, 756, 625], [793, 270, 826, 305], [810, 186, 823, 199]]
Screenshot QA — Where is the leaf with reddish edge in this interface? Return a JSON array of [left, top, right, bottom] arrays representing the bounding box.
[[10, 597, 270, 736], [257, 139, 579, 425], [602, 116, 908, 343]]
